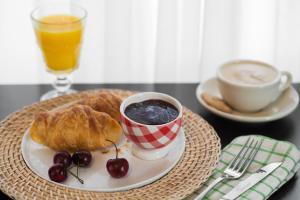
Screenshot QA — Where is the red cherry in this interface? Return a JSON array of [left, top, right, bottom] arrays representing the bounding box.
[[106, 140, 129, 178], [106, 158, 129, 178], [48, 164, 67, 183], [72, 150, 92, 167], [53, 151, 72, 168]]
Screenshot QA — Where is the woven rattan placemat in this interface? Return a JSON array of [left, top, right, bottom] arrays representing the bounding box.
[[0, 89, 221, 200]]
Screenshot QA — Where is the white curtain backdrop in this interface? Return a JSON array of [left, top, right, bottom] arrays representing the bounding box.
[[0, 0, 300, 83], [201, 0, 300, 82]]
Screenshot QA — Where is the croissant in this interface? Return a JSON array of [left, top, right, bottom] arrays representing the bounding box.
[[29, 105, 122, 151], [74, 91, 121, 122]]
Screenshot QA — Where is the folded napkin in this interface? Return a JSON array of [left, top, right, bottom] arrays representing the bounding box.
[[185, 135, 300, 200]]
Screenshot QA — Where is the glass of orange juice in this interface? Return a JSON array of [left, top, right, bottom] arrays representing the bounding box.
[[31, 4, 87, 100]]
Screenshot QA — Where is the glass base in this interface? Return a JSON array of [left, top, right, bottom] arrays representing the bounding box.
[[40, 89, 77, 101]]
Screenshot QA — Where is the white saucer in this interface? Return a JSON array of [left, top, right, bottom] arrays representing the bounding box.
[[196, 77, 299, 123], [21, 129, 185, 192]]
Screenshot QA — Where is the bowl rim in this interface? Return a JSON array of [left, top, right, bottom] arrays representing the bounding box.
[[120, 92, 183, 127]]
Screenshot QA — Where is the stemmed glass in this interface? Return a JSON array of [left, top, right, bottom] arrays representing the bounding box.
[[31, 4, 87, 101]]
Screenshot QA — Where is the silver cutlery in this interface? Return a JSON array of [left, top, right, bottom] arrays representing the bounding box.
[[220, 162, 282, 200], [194, 137, 262, 200]]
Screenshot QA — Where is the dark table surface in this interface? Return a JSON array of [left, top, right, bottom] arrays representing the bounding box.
[[0, 84, 299, 200]]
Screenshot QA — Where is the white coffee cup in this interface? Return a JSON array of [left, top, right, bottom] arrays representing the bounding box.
[[217, 60, 292, 112]]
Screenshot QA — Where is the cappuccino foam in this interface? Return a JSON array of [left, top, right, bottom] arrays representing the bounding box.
[[220, 62, 278, 85]]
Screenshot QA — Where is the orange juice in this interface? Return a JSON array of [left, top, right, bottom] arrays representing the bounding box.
[[34, 15, 83, 73]]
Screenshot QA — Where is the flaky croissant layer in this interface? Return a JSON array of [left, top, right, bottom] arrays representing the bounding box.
[[30, 104, 122, 152]]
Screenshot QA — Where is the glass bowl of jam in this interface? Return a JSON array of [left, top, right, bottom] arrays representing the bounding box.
[[120, 92, 183, 160]]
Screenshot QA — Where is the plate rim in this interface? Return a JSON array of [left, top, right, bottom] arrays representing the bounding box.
[[196, 77, 299, 123], [21, 128, 186, 192]]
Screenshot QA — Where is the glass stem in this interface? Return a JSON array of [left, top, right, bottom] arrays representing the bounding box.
[[53, 74, 72, 95]]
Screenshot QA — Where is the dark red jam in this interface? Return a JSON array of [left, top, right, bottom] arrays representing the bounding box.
[[125, 99, 179, 125]]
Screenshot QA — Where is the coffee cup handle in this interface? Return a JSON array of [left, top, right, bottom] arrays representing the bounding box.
[[279, 71, 292, 92]]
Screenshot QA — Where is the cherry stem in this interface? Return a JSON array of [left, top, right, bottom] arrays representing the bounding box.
[[67, 165, 84, 184], [106, 139, 118, 159], [68, 169, 84, 184], [77, 160, 79, 178]]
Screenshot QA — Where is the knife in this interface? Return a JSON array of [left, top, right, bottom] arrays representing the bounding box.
[[220, 162, 282, 200]]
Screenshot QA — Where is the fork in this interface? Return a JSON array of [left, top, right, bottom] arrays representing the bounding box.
[[194, 137, 262, 200]]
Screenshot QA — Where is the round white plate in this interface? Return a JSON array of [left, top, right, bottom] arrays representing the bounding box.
[[21, 129, 185, 192], [196, 77, 299, 123]]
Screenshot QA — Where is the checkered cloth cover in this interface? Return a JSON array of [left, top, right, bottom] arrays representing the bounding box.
[[185, 135, 300, 200]]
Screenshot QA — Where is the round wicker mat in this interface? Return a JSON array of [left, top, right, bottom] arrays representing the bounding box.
[[0, 89, 220, 200]]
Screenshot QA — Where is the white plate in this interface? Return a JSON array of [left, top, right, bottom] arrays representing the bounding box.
[[196, 77, 299, 123], [21, 129, 185, 192]]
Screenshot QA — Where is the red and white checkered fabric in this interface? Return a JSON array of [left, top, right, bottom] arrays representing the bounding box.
[[120, 115, 182, 149]]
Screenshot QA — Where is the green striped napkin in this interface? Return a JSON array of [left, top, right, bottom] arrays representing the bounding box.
[[185, 135, 300, 200]]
